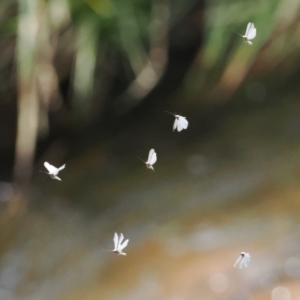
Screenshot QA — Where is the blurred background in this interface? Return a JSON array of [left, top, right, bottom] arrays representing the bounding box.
[[0, 0, 300, 299]]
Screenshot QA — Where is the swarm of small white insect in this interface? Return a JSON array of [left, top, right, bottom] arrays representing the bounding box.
[[40, 113, 255, 267], [112, 233, 129, 255], [234, 252, 251, 268], [43, 162, 65, 181], [139, 149, 157, 172], [235, 22, 256, 45], [166, 111, 189, 132]]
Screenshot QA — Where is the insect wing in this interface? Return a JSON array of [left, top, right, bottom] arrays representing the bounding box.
[[173, 118, 178, 131], [148, 149, 157, 165], [146, 149, 157, 165], [44, 162, 57, 174], [147, 149, 154, 163], [177, 116, 188, 131], [242, 255, 250, 268], [151, 152, 157, 165], [241, 256, 248, 268], [247, 256, 251, 266], [119, 239, 129, 251], [247, 26, 256, 40], [58, 164, 66, 172], [113, 233, 119, 250], [244, 22, 252, 36], [117, 233, 124, 249], [234, 255, 242, 267]]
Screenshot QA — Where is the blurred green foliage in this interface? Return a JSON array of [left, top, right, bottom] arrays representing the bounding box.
[[0, 0, 300, 181]]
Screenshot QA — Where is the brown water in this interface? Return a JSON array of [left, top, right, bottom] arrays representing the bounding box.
[[1, 100, 300, 300]]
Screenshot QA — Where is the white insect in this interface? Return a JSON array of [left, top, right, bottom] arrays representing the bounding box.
[[112, 232, 129, 255], [166, 111, 189, 132], [242, 22, 256, 45], [235, 22, 256, 45], [243, 22, 256, 45], [139, 149, 157, 172], [234, 252, 251, 268], [42, 162, 65, 181]]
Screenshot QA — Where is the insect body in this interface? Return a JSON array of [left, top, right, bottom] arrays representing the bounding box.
[[242, 22, 256, 45], [42, 162, 66, 181], [166, 111, 189, 132], [139, 149, 157, 172], [234, 252, 251, 268], [112, 233, 129, 255]]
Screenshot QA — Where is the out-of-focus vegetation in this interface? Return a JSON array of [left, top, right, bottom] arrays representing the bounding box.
[[1, 0, 300, 299], [0, 0, 299, 183], [0, 0, 298, 181]]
